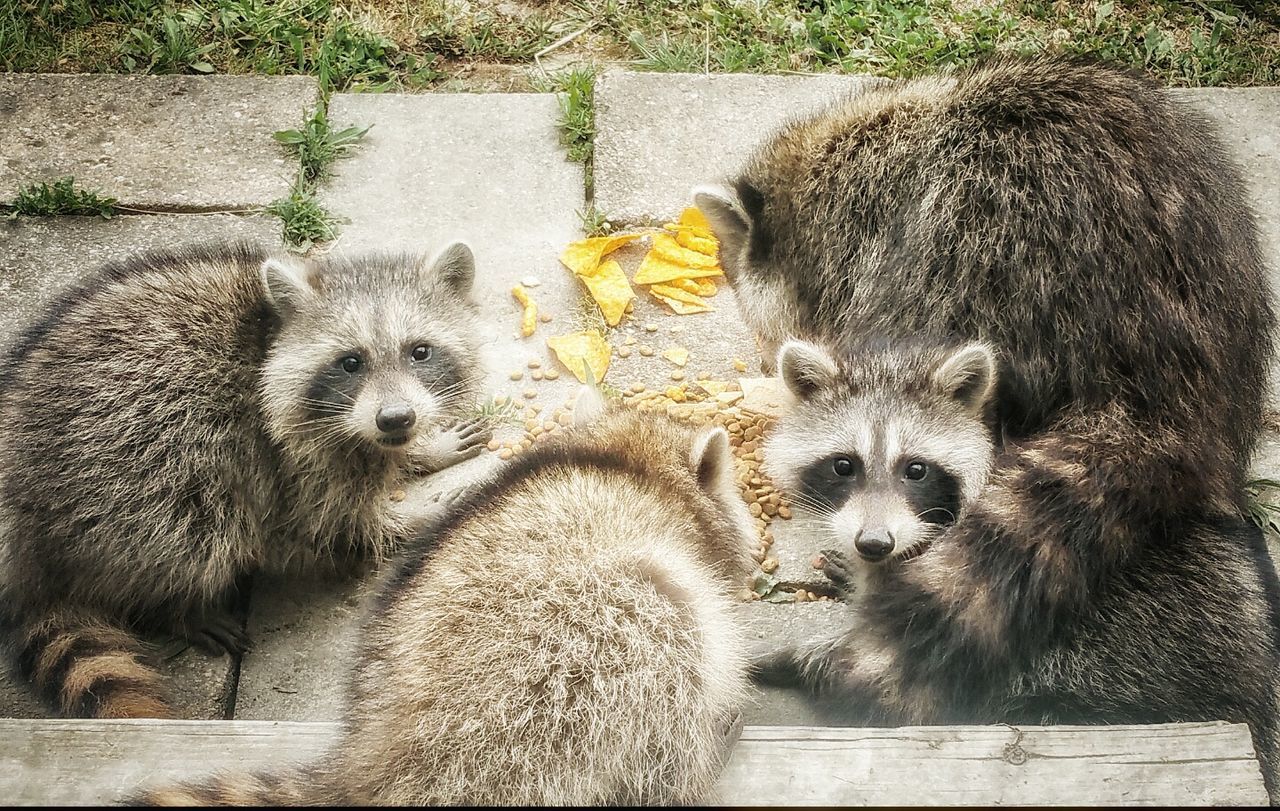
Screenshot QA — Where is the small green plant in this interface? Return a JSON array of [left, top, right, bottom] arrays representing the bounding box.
[[273, 106, 371, 184], [466, 395, 523, 431], [577, 206, 613, 237], [7, 177, 117, 218], [266, 180, 341, 251], [120, 11, 216, 74], [545, 67, 596, 166], [1246, 478, 1280, 539]]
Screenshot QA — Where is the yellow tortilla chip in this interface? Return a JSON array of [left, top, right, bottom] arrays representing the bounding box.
[[558, 233, 643, 276], [577, 259, 633, 327], [690, 277, 717, 297], [661, 346, 689, 367], [674, 228, 719, 256], [695, 380, 732, 397], [679, 206, 711, 230], [547, 331, 611, 384], [650, 232, 719, 269], [650, 284, 714, 315], [634, 251, 723, 286]]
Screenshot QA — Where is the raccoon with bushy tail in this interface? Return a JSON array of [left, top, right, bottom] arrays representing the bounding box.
[[0, 243, 490, 719], [133, 388, 756, 805], [695, 55, 1280, 796]]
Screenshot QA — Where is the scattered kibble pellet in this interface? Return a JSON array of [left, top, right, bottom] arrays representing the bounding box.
[[544, 368, 560, 381], [539, 313, 554, 323], [509, 370, 524, 381], [644, 324, 658, 333], [761, 557, 779, 574], [670, 370, 685, 381], [532, 370, 545, 381], [639, 346, 654, 357], [499, 448, 513, 460], [618, 347, 632, 358], [389, 489, 406, 503], [522, 388, 537, 399], [486, 439, 501, 452]]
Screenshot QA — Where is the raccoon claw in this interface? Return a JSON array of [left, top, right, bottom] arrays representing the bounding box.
[[183, 613, 250, 657]]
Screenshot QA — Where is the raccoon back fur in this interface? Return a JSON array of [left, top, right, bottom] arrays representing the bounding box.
[[695, 55, 1280, 796], [0, 242, 490, 719], [134, 390, 757, 805]]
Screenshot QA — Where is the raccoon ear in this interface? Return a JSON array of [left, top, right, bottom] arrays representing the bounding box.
[[260, 255, 317, 315], [690, 426, 734, 493], [693, 185, 750, 271], [571, 385, 607, 428], [778, 340, 840, 400], [426, 242, 475, 295], [932, 343, 997, 413]]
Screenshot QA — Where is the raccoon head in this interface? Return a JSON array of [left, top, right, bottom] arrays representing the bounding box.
[[258, 243, 481, 462], [694, 182, 797, 375], [763, 339, 997, 566]]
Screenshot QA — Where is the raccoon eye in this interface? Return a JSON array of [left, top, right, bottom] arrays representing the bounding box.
[[832, 456, 856, 477], [905, 461, 928, 481], [339, 355, 362, 374], [410, 344, 433, 362]]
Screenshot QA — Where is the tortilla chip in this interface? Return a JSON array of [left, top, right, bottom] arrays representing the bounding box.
[[649, 232, 719, 269], [547, 331, 611, 384], [650, 284, 714, 315], [674, 229, 719, 256], [679, 207, 711, 230], [661, 346, 689, 367], [577, 259, 633, 327], [558, 233, 643, 276], [689, 277, 717, 297], [634, 251, 723, 286]]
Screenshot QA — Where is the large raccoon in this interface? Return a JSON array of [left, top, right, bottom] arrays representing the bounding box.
[[695, 54, 1280, 794], [0, 242, 491, 719], [134, 389, 756, 805], [760, 337, 1280, 795]]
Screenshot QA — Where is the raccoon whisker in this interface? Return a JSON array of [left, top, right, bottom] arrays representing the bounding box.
[[316, 384, 358, 405], [915, 507, 956, 523]]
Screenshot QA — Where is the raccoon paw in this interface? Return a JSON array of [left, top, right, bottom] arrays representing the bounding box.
[[750, 645, 804, 687], [182, 610, 251, 657], [410, 417, 493, 475], [816, 548, 856, 593]]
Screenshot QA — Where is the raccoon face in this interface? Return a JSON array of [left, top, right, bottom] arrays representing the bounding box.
[[764, 339, 997, 565], [258, 244, 479, 458]]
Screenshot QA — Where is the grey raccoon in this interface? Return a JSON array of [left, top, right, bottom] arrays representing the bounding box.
[[0, 242, 491, 719], [133, 390, 756, 805], [695, 54, 1280, 796], [762, 337, 1280, 796]]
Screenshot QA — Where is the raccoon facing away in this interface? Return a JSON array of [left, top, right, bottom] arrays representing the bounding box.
[[759, 337, 1280, 799], [0, 242, 491, 719], [134, 390, 757, 806], [694, 55, 1279, 796]]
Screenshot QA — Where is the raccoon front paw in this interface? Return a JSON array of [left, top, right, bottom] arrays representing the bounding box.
[[816, 548, 856, 594], [410, 417, 493, 475], [750, 645, 804, 687], [181, 610, 251, 657]]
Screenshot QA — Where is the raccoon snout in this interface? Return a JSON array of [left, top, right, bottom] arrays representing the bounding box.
[[376, 404, 417, 434], [854, 528, 895, 562]]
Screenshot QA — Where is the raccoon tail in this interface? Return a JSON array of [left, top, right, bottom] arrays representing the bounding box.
[[14, 608, 170, 718], [131, 769, 323, 806]]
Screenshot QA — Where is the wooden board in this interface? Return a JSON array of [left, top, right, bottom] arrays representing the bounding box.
[[0, 719, 1267, 806]]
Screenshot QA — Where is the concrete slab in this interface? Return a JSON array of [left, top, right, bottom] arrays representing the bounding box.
[[0, 213, 281, 346], [0, 74, 316, 210], [593, 71, 876, 226], [236, 91, 588, 719], [0, 211, 281, 719]]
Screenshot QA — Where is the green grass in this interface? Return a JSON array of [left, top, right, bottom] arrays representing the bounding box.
[[576, 205, 613, 237], [266, 178, 341, 251], [3, 2, 1275, 88], [273, 105, 370, 183], [6, 177, 117, 218]]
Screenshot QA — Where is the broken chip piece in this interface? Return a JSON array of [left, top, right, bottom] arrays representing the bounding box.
[[511, 284, 537, 337], [576, 259, 634, 327], [649, 284, 714, 315], [661, 346, 689, 367], [649, 232, 719, 270], [547, 330, 612, 384], [559, 233, 643, 277]]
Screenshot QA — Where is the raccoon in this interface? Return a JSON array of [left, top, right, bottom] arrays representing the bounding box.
[[759, 337, 1280, 799], [133, 389, 756, 806], [694, 54, 1279, 796], [0, 242, 491, 719]]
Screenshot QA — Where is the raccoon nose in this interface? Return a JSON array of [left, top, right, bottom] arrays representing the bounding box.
[[854, 528, 895, 562], [375, 404, 417, 433]]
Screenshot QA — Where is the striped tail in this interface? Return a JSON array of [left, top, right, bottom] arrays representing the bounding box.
[[15, 608, 170, 718], [131, 769, 320, 806]]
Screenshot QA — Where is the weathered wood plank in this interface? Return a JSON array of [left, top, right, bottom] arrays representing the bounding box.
[[0, 719, 1267, 806]]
